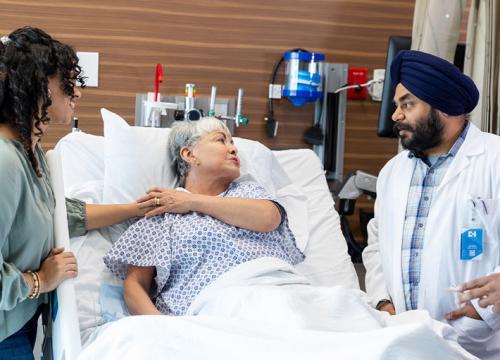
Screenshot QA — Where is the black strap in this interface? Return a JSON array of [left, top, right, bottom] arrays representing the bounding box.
[[41, 293, 54, 360], [376, 299, 393, 311], [271, 201, 285, 226]]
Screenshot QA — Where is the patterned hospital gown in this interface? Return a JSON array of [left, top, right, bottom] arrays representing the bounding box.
[[103, 180, 305, 315]]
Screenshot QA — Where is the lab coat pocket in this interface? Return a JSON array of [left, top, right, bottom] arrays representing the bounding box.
[[475, 198, 500, 238], [472, 198, 500, 265], [452, 316, 493, 354]]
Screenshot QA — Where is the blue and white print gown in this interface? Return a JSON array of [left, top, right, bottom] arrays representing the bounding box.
[[103, 180, 305, 315]]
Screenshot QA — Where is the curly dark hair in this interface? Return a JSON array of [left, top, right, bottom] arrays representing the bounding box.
[[0, 27, 85, 176]]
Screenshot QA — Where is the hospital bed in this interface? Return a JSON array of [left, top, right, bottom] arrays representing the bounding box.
[[46, 109, 475, 359]]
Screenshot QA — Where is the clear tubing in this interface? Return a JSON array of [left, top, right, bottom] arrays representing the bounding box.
[[209, 86, 217, 115]]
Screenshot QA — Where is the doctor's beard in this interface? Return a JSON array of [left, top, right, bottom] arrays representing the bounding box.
[[393, 108, 444, 155]]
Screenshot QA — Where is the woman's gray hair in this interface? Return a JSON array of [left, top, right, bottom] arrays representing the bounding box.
[[168, 117, 230, 184]]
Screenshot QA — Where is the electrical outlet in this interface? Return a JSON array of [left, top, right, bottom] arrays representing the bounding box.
[[268, 84, 282, 99], [370, 69, 385, 101]]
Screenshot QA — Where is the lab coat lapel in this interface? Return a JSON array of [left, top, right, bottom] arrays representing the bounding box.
[[438, 124, 484, 190], [390, 153, 415, 312]]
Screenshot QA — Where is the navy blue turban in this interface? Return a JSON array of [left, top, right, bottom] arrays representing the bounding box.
[[390, 50, 479, 115]]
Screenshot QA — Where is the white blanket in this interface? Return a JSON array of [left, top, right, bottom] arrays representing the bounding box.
[[79, 258, 475, 359]]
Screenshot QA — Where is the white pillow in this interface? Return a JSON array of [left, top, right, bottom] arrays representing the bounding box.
[[102, 108, 175, 203], [55, 132, 105, 197], [275, 149, 359, 289], [100, 108, 309, 251]]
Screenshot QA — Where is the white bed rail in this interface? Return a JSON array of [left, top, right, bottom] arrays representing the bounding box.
[[46, 150, 82, 359]]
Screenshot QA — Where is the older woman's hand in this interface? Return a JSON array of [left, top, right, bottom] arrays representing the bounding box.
[[137, 187, 194, 217]]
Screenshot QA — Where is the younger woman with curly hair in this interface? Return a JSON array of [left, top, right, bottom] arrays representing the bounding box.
[[0, 27, 150, 358]]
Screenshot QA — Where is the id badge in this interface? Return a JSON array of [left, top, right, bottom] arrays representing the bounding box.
[[460, 228, 483, 260]]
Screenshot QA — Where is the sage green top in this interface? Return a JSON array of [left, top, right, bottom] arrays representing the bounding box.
[[0, 137, 86, 342]]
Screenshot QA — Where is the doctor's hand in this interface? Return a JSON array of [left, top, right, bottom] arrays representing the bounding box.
[[457, 273, 500, 313], [379, 303, 396, 315], [137, 187, 194, 217], [445, 304, 483, 321]]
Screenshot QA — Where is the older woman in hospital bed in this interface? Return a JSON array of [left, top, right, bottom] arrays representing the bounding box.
[[104, 117, 305, 316]]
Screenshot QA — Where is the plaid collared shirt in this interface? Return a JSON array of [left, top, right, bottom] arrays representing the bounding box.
[[401, 122, 469, 310]]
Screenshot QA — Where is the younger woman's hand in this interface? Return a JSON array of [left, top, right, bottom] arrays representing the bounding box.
[[38, 247, 78, 293], [133, 202, 155, 217]]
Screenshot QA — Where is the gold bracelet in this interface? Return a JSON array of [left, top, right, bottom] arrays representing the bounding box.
[[27, 271, 38, 299], [27, 271, 40, 299], [33, 271, 41, 298]]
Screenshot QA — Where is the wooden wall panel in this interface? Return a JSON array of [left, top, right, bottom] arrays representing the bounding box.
[[1, 0, 420, 239], [0, 0, 414, 145]]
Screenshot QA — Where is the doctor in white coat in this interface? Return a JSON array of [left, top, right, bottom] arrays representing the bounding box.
[[363, 50, 500, 359]]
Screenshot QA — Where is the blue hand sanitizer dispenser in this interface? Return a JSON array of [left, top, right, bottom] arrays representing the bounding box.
[[283, 51, 324, 106]]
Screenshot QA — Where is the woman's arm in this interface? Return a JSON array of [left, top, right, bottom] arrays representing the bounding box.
[[123, 265, 162, 315], [191, 195, 281, 232], [138, 189, 281, 232], [85, 203, 151, 231]]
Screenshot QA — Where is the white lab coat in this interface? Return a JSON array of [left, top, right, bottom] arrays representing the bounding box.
[[363, 124, 500, 359]]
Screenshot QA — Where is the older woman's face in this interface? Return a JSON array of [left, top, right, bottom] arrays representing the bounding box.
[[191, 129, 240, 180]]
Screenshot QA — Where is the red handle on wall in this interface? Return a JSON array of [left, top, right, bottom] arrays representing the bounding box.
[[154, 63, 163, 102]]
